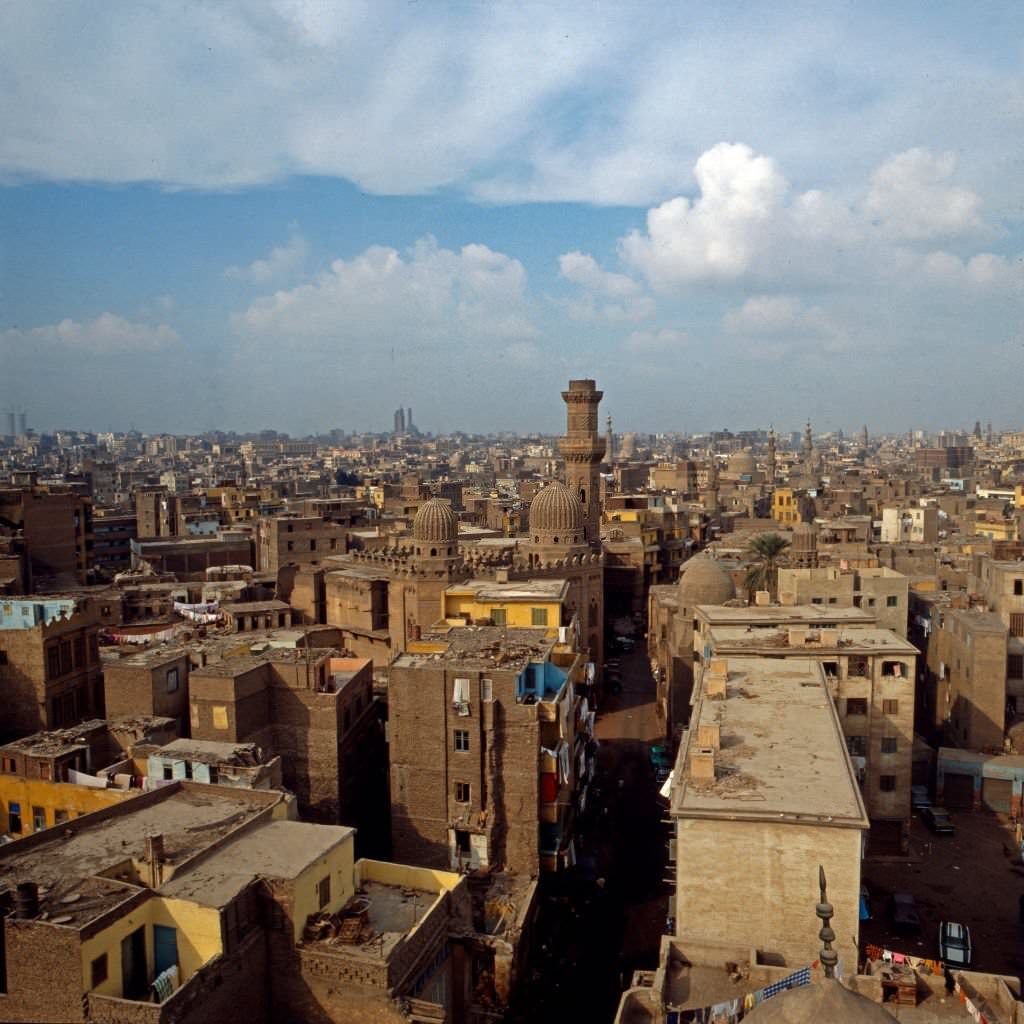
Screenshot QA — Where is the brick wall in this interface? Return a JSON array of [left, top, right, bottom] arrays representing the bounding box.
[[2, 916, 85, 1022]]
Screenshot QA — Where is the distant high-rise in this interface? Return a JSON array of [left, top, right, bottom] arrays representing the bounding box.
[[393, 407, 405, 435], [5, 412, 14, 438], [17, 411, 26, 435], [407, 407, 414, 434]]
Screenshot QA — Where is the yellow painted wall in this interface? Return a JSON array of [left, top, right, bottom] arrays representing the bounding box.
[[442, 594, 562, 629], [0, 777, 136, 836], [772, 489, 801, 526], [289, 833, 356, 943], [1015, 485, 1024, 510], [81, 896, 223, 998], [355, 859, 461, 894]]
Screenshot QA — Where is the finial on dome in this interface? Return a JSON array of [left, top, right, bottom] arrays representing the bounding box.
[[817, 865, 838, 980]]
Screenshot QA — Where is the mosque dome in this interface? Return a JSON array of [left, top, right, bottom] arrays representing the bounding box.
[[531, 481, 584, 533], [728, 449, 757, 476], [678, 553, 737, 607], [413, 498, 458, 544], [742, 979, 897, 1023]]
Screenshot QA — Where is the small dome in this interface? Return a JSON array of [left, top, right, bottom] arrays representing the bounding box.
[[678, 553, 736, 607], [413, 498, 458, 543], [743, 979, 897, 1023], [728, 449, 757, 475], [531, 481, 584, 532]]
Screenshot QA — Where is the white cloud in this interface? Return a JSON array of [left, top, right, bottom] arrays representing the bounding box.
[[233, 236, 536, 343], [863, 148, 981, 241], [225, 230, 307, 284], [558, 251, 654, 322], [722, 295, 832, 336], [625, 327, 688, 353], [1, 313, 178, 354], [922, 249, 1024, 290]]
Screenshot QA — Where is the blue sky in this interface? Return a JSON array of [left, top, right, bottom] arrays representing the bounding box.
[[2, 1, 1023, 436]]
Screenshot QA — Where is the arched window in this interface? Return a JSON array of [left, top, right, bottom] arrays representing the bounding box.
[[430, 548, 437, 557], [580, 488, 586, 504]]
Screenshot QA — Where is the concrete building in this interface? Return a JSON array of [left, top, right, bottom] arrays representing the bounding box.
[[693, 607, 918, 849], [0, 597, 104, 737], [0, 486, 93, 588], [389, 625, 590, 877], [880, 506, 938, 544], [103, 648, 191, 734], [777, 565, 909, 636], [255, 514, 347, 573], [670, 656, 868, 968]]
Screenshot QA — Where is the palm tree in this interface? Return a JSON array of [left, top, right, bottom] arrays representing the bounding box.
[[744, 532, 791, 601]]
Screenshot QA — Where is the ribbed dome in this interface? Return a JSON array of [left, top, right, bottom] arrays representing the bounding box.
[[531, 481, 584, 532], [413, 498, 458, 543], [743, 979, 896, 1022], [728, 449, 757, 475], [678, 553, 737, 606]]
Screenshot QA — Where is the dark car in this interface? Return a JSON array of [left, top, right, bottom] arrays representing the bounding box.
[[921, 806, 955, 834], [938, 921, 972, 966], [911, 785, 931, 810], [888, 892, 921, 935]]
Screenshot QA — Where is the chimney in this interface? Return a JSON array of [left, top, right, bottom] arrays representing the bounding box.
[[495, 567, 510, 584], [696, 722, 721, 750], [15, 881, 39, 919], [690, 747, 716, 781], [145, 833, 165, 888], [754, 590, 771, 606], [706, 659, 728, 698]]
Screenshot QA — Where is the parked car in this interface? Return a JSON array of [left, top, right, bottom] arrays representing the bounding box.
[[888, 892, 921, 935], [922, 806, 955, 834], [911, 785, 931, 810], [938, 921, 972, 966]]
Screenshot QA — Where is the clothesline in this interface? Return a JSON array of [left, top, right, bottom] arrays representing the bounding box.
[[667, 963, 814, 1023]]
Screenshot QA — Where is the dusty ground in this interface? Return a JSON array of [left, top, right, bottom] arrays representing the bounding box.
[[861, 807, 1024, 981]]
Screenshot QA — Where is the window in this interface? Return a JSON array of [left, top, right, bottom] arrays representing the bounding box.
[[823, 661, 839, 678], [454, 729, 470, 752], [2, 757, 16, 774], [480, 678, 493, 702], [883, 699, 899, 715], [846, 698, 868, 716], [91, 953, 108, 988], [811, 597, 823, 605], [54, 809, 68, 825], [1011, 613, 1024, 638], [0, 651, 6, 665], [1009, 655, 1024, 679], [8, 802, 22, 833], [287, 540, 294, 552], [47, 646, 61, 679], [310, 539, 317, 552], [490, 608, 507, 626], [1015, 579, 1023, 596], [32, 807, 46, 832], [879, 775, 897, 792], [531, 607, 548, 627], [846, 735, 868, 757], [454, 782, 470, 803], [317, 875, 331, 909], [867, 597, 876, 607], [166, 667, 179, 693], [827, 597, 838, 605], [881, 736, 898, 754], [212, 705, 229, 730], [886, 595, 899, 607], [882, 661, 903, 677], [38, 762, 50, 780]]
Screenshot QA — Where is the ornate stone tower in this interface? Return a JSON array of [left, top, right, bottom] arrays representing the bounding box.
[[605, 414, 614, 465], [560, 379, 605, 548], [767, 427, 777, 489]]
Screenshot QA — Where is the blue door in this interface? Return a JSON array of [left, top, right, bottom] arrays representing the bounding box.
[[153, 925, 178, 976]]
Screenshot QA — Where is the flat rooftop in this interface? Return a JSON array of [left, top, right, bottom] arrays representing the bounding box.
[[392, 625, 554, 670], [672, 657, 868, 827], [0, 719, 106, 756], [708, 625, 918, 655], [445, 578, 568, 602], [695, 604, 876, 625], [162, 820, 353, 908], [152, 738, 265, 766], [0, 784, 279, 921]]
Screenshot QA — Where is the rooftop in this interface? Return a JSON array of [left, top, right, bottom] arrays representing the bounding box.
[[0, 719, 106, 757], [444, 578, 568, 602], [0, 784, 280, 922], [672, 657, 869, 827], [161, 820, 354, 908], [152, 738, 266, 766], [695, 605, 877, 626], [709, 625, 918, 655], [392, 625, 555, 670]]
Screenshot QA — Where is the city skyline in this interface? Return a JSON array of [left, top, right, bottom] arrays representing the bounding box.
[[3, 2, 1023, 434]]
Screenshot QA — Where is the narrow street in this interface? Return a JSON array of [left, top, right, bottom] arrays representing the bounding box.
[[510, 639, 669, 1023]]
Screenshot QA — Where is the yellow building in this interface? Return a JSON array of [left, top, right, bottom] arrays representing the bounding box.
[[772, 487, 802, 526], [0, 774, 139, 836], [441, 577, 569, 632]]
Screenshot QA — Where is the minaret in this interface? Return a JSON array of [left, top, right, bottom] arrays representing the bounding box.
[[767, 427, 777, 488], [802, 420, 815, 475], [705, 448, 720, 513], [560, 379, 606, 548], [605, 414, 614, 464]]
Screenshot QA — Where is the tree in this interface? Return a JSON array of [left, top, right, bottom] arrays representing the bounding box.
[[744, 532, 790, 600]]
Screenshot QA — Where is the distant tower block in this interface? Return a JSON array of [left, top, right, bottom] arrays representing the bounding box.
[[17, 412, 26, 436], [560, 379, 605, 547]]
